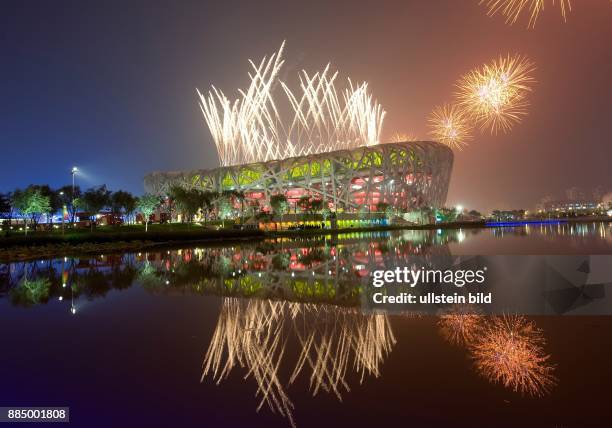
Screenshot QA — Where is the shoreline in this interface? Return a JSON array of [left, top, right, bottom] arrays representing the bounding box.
[[1, 218, 609, 263]]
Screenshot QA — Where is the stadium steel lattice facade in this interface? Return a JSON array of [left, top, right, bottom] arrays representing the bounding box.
[[144, 140, 453, 213]]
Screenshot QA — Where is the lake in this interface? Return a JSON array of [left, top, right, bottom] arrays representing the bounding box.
[[1, 222, 611, 427]]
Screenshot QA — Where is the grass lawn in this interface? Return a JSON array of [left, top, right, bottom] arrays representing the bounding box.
[[1, 221, 230, 237]]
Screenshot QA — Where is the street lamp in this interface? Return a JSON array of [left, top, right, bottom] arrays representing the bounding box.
[[71, 167, 78, 225], [71, 167, 78, 192]]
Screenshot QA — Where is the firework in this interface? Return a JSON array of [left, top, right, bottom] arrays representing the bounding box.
[[389, 132, 418, 143], [480, 0, 572, 28], [197, 43, 386, 167], [427, 104, 473, 150], [438, 304, 483, 345], [470, 314, 556, 396], [455, 54, 535, 134]]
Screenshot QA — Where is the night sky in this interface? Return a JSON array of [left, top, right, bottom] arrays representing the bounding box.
[[1, 0, 611, 211]]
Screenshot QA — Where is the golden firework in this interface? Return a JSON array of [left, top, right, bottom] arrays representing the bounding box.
[[480, 0, 572, 28], [198, 42, 386, 167], [455, 54, 535, 134], [470, 314, 556, 397], [389, 132, 418, 143], [427, 104, 473, 150], [438, 305, 483, 346]]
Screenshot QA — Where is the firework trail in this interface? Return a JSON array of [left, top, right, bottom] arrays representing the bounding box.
[[198, 42, 386, 167], [389, 132, 418, 143], [480, 0, 572, 28]]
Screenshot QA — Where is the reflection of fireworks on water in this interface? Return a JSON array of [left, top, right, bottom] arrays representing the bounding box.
[[198, 42, 385, 167], [479, 0, 572, 28], [202, 298, 294, 424], [438, 305, 483, 346], [290, 306, 395, 400], [455, 54, 535, 134], [470, 314, 556, 396], [427, 104, 473, 150], [201, 298, 395, 427]]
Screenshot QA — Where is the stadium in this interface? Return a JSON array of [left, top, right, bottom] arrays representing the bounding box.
[[144, 45, 454, 224], [144, 140, 453, 216]]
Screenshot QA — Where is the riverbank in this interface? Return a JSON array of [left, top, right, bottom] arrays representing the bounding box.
[[1, 218, 609, 263], [0, 223, 449, 262]]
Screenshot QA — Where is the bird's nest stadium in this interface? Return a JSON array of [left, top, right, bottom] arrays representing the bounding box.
[[144, 140, 453, 214]]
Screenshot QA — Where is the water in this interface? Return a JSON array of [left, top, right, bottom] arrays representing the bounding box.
[[1, 222, 611, 427]]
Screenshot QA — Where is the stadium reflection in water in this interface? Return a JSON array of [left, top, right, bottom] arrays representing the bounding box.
[[2, 223, 612, 426]]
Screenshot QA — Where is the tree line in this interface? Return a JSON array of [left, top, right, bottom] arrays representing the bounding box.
[[0, 184, 162, 234]]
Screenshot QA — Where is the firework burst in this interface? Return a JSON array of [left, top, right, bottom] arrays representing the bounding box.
[[455, 54, 535, 134], [197, 42, 385, 167], [389, 132, 418, 143], [470, 314, 556, 396], [480, 0, 572, 28], [438, 305, 483, 346], [427, 104, 473, 150]]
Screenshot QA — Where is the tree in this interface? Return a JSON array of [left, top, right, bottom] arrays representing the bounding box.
[[297, 195, 311, 213], [310, 199, 324, 214], [185, 189, 203, 223], [200, 191, 216, 224], [168, 186, 187, 222], [217, 193, 233, 228], [111, 190, 137, 224], [0, 193, 11, 233], [419, 206, 434, 224], [376, 202, 390, 213], [57, 185, 82, 223], [189, 190, 208, 224], [0, 192, 15, 236], [233, 190, 246, 223], [376, 202, 395, 224], [168, 186, 201, 223], [124, 195, 137, 224], [82, 186, 112, 229], [137, 194, 160, 232], [270, 194, 289, 230], [602, 192, 612, 210], [378, 203, 395, 220], [26, 185, 61, 225], [11, 188, 51, 236], [10, 277, 51, 307], [321, 206, 331, 227], [48, 188, 63, 225], [436, 207, 458, 223], [357, 205, 369, 220]]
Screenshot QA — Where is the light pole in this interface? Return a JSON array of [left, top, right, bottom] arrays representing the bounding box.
[[70, 284, 76, 315], [71, 167, 78, 225], [59, 191, 65, 235]]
